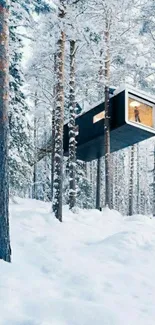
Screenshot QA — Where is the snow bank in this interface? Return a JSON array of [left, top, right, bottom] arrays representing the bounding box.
[[0, 198, 155, 325]]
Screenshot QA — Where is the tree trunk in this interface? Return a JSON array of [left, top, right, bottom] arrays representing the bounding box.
[[110, 154, 114, 209], [52, 5, 65, 221], [43, 113, 48, 201], [0, 2, 11, 262], [69, 39, 76, 210], [104, 18, 111, 208], [137, 143, 140, 214], [51, 53, 56, 201], [129, 145, 134, 216], [95, 49, 104, 210], [153, 144, 155, 217], [98, 49, 103, 101], [96, 157, 101, 210], [32, 93, 37, 199], [114, 153, 118, 211]]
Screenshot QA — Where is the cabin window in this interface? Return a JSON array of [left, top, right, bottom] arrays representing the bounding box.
[[128, 97, 154, 128], [93, 111, 105, 123]]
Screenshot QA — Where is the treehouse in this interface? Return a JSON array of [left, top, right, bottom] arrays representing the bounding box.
[[63, 85, 155, 162]]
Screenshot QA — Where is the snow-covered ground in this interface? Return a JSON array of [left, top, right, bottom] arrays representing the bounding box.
[[0, 198, 155, 325]]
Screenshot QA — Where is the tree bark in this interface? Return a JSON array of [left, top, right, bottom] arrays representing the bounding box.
[[51, 53, 56, 201], [52, 5, 65, 221], [98, 49, 103, 101], [32, 92, 37, 199], [69, 39, 76, 210], [104, 18, 111, 208], [129, 145, 134, 216], [110, 154, 114, 209], [114, 153, 118, 210], [0, 1, 11, 262], [43, 112, 48, 201], [96, 157, 101, 210], [136, 143, 140, 214], [152, 144, 155, 217]]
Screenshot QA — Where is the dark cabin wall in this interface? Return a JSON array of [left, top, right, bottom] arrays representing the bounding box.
[[63, 90, 126, 156], [111, 90, 125, 129], [63, 89, 155, 161]]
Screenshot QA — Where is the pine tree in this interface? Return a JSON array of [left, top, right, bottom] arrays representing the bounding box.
[[0, 0, 11, 263], [9, 0, 51, 197], [9, 1, 33, 195]]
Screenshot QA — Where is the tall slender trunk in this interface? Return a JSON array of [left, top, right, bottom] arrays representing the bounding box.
[[32, 93, 37, 199], [153, 144, 155, 217], [96, 49, 104, 209], [110, 154, 114, 209], [69, 40, 76, 210], [51, 53, 56, 201], [114, 153, 118, 210], [90, 161, 95, 207], [43, 112, 48, 201], [52, 6, 65, 221], [98, 49, 103, 100], [0, 2, 11, 262], [104, 18, 111, 208], [96, 157, 101, 210], [137, 143, 140, 214], [129, 145, 134, 216]]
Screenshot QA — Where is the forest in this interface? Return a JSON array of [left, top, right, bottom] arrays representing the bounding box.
[[1, 1, 155, 324], [0, 0, 155, 260]]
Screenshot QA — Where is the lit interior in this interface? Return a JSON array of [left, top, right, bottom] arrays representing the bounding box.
[[128, 97, 154, 128], [93, 111, 105, 123]]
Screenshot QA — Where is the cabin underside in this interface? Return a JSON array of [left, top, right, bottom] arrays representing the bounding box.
[[64, 124, 155, 161]]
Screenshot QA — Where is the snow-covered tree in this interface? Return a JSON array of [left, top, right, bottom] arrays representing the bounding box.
[[0, 0, 11, 263]]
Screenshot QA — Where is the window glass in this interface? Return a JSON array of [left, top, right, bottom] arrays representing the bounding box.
[[93, 111, 105, 123], [128, 97, 154, 128]]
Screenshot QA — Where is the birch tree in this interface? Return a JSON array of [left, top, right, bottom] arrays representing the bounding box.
[[0, 0, 11, 262]]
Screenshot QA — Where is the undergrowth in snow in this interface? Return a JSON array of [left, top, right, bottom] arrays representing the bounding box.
[[0, 198, 155, 325]]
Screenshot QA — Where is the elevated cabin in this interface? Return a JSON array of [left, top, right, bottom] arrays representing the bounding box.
[[63, 85, 155, 162]]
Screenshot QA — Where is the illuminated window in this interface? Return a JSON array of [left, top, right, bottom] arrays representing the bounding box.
[[128, 97, 154, 128], [93, 111, 105, 123]]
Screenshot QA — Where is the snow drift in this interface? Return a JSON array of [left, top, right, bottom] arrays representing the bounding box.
[[0, 198, 155, 325]]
